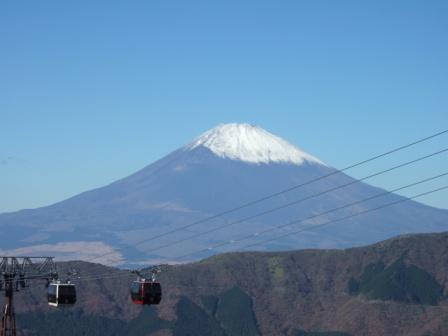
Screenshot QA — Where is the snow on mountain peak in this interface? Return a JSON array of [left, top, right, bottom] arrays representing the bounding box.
[[185, 123, 325, 166]]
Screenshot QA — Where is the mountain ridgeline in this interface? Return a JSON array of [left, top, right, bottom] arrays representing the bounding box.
[[13, 232, 448, 336], [0, 123, 447, 265]]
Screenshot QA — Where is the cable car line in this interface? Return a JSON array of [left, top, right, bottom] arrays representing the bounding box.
[[175, 171, 448, 260], [73, 147, 448, 278], [67, 183, 448, 284], [74, 173, 448, 283], [73, 165, 448, 282], [239, 185, 448, 252], [123, 149, 448, 257], [82, 129, 448, 265]]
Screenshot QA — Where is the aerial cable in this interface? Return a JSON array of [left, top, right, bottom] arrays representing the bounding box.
[[239, 185, 448, 252], [82, 128, 448, 265], [127, 149, 448, 256], [176, 171, 448, 261], [75, 146, 448, 277], [74, 147, 448, 279], [70, 183, 448, 283], [74, 173, 448, 282]]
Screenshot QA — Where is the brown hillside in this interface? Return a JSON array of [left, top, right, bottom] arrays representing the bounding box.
[[11, 232, 448, 336]]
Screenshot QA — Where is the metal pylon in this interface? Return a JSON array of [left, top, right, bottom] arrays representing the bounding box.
[[1, 275, 16, 336], [0, 256, 57, 336]]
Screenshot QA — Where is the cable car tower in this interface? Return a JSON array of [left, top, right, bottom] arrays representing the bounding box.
[[0, 256, 57, 336]]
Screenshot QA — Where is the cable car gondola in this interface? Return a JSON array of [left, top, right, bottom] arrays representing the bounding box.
[[47, 281, 77, 307], [131, 279, 162, 305], [130, 267, 163, 305]]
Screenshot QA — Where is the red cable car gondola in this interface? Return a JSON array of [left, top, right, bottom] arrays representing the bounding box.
[[130, 280, 162, 305], [130, 267, 162, 305]]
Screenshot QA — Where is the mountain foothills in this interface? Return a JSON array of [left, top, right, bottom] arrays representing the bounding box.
[[1, 123, 447, 264], [13, 232, 448, 336]]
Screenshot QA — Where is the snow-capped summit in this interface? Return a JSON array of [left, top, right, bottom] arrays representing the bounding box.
[[185, 123, 325, 165]]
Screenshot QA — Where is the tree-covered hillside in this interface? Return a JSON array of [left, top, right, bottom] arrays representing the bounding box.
[[11, 232, 448, 336]]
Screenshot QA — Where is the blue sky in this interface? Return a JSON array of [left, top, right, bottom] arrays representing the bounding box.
[[1, 0, 447, 212]]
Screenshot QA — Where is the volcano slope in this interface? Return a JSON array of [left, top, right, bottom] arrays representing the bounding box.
[[1, 123, 447, 265], [11, 231, 448, 336]]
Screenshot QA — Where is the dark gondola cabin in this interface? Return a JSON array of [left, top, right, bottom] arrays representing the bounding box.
[[131, 280, 162, 305], [47, 282, 77, 307]]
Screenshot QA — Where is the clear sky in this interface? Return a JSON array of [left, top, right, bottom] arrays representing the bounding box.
[[1, 0, 447, 213]]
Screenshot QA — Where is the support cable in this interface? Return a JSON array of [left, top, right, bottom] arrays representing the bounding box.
[[81, 129, 448, 266], [74, 175, 448, 282]]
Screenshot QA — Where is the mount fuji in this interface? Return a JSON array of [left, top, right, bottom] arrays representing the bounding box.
[[1, 123, 447, 265]]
